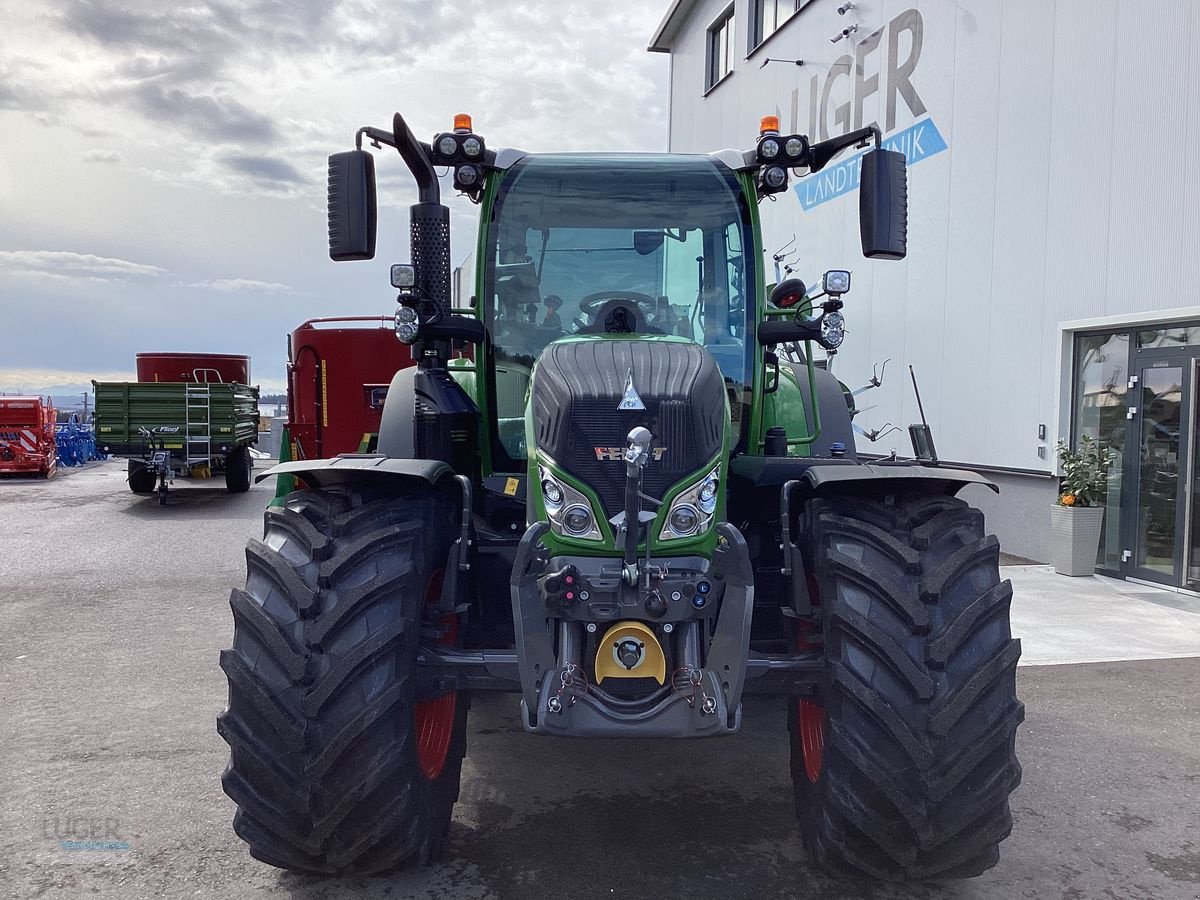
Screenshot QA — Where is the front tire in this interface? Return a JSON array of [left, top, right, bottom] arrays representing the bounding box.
[[217, 485, 467, 874], [791, 491, 1024, 880]]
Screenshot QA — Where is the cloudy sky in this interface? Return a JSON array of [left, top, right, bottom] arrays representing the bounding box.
[[0, 0, 668, 397]]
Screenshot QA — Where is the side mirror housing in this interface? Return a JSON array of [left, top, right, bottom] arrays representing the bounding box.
[[327, 150, 377, 261], [859, 148, 907, 260]]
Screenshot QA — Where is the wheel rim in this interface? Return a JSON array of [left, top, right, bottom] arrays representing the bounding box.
[[796, 574, 825, 784], [414, 569, 457, 781], [798, 698, 825, 783]]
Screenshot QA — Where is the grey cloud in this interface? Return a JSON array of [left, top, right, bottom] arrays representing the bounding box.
[[130, 82, 278, 143], [221, 154, 306, 186], [60, 1, 237, 57]]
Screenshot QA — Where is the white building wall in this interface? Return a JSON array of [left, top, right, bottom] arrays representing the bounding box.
[[661, 0, 1200, 482]]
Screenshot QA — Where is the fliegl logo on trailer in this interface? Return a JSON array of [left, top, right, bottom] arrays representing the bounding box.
[[792, 7, 947, 212]]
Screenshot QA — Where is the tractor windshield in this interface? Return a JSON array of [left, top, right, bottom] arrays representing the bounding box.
[[483, 154, 754, 467]]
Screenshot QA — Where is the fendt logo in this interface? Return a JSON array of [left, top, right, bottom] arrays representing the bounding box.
[[594, 447, 668, 462]]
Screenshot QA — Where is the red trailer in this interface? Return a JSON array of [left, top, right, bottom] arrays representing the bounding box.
[[286, 317, 416, 458], [0, 396, 57, 477]]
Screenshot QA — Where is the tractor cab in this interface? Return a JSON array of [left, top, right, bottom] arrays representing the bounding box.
[[482, 153, 754, 467]]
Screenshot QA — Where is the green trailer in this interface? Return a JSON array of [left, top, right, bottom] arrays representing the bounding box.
[[93, 380, 259, 503]]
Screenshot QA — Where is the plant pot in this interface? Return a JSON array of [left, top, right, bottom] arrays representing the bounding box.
[[1050, 505, 1105, 576]]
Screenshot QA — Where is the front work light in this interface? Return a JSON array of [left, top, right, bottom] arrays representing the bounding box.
[[390, 264, 415, 288], [822, 270, 851, 295]]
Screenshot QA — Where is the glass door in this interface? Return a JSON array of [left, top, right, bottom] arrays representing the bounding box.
[[1185, 360, 1200, 589], [1127, 359, 1188, 584]]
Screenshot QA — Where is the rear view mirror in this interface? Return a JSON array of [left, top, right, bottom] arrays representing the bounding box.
[[859, 148, 907, 260], [327, 150, 377, 261], [633, 230, 666, 256]]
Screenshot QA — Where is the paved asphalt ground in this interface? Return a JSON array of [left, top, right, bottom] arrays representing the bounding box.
[[2, 460, 1199, 899]]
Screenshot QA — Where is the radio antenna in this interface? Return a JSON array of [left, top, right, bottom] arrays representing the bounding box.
[[909, 365, 929, 428]]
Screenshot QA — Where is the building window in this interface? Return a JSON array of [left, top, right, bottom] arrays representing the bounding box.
[[707, 7, 734, 91], [750, 0, 805, 51]]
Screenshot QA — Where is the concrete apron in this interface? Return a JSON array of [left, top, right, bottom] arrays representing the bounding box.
[[1006, 564, 1200, 665]]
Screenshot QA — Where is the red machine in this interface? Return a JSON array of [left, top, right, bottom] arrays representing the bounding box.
[[0, 396, 57, 477], [287, 317, 416, 458], [137, 352, 251, 385]]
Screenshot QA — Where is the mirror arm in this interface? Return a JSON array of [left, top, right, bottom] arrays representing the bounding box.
[[806, 125, 882, 174], [356, 126, 396, 151], [392, 112, 441, 205]]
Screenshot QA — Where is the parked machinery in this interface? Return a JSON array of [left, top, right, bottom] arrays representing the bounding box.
[[286, 316, 417, 459], [0, 396, 57, 477], [95, 353, 259, 504]]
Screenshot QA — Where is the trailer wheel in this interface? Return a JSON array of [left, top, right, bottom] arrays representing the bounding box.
[[225, 446, 252, 493], [217, 485, 467, 874], [792, 491, 1024, 880], [127, 459, 157, 494]]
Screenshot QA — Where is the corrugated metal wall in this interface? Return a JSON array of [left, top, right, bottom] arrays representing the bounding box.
[[664, 0, 1200, 473]]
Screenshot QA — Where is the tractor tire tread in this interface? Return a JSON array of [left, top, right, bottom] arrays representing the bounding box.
[[792, 491, 1023, 881]]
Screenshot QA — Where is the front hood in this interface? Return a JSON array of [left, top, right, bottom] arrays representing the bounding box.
[[529, 337, 727, 521]]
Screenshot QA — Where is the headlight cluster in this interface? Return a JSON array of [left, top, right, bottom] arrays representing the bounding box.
[[756, 116, 809, 197], [539, 466, 602, 541], [660, 466, 720, 541], [820, 310, 845, 349], [430, 114, 486, 201], [394, 305, 421, 344]]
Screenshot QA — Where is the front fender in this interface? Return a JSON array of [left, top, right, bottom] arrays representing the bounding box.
[[255, 454, 454, 489]]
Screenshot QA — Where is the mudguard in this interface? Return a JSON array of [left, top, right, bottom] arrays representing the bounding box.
[[255, 454, 454, 489]]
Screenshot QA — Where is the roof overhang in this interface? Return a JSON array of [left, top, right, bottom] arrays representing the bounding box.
[[648, 0, 699, 53]]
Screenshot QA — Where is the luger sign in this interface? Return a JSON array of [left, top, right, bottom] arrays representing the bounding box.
[[791, 7, 948, 211]]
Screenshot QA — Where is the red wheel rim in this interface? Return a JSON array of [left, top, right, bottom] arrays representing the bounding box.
[[414, 569, 457, 781], [795, 578, 825, 784], [798, 698, 825, 783]]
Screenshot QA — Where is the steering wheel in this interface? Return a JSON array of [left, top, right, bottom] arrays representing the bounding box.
[[578, 291, 658, 317]]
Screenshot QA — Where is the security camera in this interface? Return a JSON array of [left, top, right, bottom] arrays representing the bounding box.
[[836, 2, 854, 14], [830, 23, 858, 43]]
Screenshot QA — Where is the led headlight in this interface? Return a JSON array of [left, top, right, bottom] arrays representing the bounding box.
[[784, 136, 807, 159], [659, 465, 721, 541], [820, 310, 846, 349], [437, 135, 459, 157], [668, 504, 700, 536], [461, 136, 483, 158], [697, 472, 718, 514], [562, 504, 594, 536], [759, 137, 780, 160], [538, 465, 602, 541], [762, 166, 788, 190]]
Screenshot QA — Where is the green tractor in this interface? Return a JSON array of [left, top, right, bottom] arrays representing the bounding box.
[[218, 111, 1023, 880]]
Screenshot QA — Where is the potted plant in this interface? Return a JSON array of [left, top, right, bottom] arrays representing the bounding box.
[[1051, 435, 1117, 576]]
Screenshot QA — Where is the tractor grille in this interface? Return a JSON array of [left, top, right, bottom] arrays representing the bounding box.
[[531, 340, 726, 521]]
